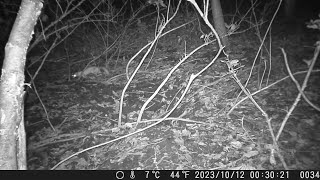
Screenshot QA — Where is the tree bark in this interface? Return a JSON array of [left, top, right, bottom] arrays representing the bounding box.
[[0, 0, 43, 170], [210, 0, 230, 52]]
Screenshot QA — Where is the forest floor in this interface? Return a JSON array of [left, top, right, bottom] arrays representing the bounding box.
[[25, 14, 320, 170]]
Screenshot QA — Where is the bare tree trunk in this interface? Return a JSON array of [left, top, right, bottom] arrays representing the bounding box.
[[210, 0, 229, 52], [0, 0, 43, 170], [284, 0, 296, 22]]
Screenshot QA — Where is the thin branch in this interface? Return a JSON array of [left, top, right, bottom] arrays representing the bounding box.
[[276, 46, 320, 141]]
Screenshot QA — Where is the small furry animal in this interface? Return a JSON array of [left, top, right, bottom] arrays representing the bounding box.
[[72, 66, 110, 78]]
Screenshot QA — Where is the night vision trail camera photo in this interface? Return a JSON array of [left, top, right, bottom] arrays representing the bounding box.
[[0, 0, 319, 171]]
